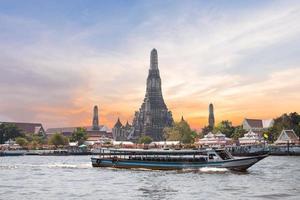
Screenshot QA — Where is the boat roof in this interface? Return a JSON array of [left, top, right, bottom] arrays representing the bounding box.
[[100, 148, 221, 155]]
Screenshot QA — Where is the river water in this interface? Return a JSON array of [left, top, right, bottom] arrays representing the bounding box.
[[0, 155, 299, 200]]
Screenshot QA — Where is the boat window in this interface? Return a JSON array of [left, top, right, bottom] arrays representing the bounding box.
[[208, 154, 215, 159]]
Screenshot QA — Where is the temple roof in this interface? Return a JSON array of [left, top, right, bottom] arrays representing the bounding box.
[[46, 125, 111, 134], [275, 129, 299, 144], [0, 122, 44, 135], [244, 118, 274, 129], [125, 121, 131, 128], [245, 119, 263, 128], [114, 118, 123, 128]]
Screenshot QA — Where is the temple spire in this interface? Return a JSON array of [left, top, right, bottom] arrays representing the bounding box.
[[114, 117, 123, 128], [150, 48, 158, 69], [181, 116, 185, 122], [209, 103, 215, 129], [92, 105, 99, 130]]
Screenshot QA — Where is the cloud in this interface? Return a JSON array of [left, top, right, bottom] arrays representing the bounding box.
[[0, 1, 299, 129]]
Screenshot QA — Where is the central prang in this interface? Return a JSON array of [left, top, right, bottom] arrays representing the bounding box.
[[112, 49, 173, 142], [131, 49, 173, 141]]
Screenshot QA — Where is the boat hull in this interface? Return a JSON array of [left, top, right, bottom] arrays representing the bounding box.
[[91, 154, 268, 171], [0, 151, 26, 156]]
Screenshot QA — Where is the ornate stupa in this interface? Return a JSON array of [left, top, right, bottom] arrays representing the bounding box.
[[132, 49, 173, 141]]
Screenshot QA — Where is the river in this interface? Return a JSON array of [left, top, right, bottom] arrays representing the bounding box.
[[0, 155, 299, 200]]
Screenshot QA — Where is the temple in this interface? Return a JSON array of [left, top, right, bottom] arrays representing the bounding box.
[[130, 49, 173, 141], [112, 119, 134, 141]]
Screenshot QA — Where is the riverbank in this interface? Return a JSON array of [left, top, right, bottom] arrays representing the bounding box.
[[226, 145, 300, 156], [1, 145, 300, 157]]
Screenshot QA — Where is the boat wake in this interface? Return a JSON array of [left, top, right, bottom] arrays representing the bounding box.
[[198, 167, 228, 173], [1, 163, 93, 170], [0, 165, 18, 170], [180, 167, 229, 173], [48, 163, 92, 169]]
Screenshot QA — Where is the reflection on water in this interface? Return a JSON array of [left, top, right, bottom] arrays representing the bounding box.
[[0, 156, 299, 200]]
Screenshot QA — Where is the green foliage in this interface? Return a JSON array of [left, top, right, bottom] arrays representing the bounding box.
[[26, 133, 47, 144], [30, 140, 39, 150], [49, 133, 69, 147], [213, 120, 235, 138], [164, 120, 196, 144], [163, 127, 181, 141], [268, 112, 300, 141], [0, 123, 23, 144], [231, 125, 247, 140], [70, 127, 88, 145], [138, 135, 153, 144], [15, 137, 28, 147], [201, 125, 212, 135]]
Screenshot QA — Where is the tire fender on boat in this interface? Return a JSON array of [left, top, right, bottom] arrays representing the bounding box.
[[112, 156, 118, 163]]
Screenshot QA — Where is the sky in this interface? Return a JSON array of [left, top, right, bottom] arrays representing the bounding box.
[[0, 0, 299, 130]]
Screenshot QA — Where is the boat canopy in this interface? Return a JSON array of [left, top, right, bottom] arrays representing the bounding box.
[[98, 148, 219, 156]]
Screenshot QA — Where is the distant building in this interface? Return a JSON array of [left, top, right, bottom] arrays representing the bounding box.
[[112, 118, 134, 141], [275, 130, 299, 145], [197, 131, 232, 147], [240, 118, 275, 146], [239, 130, 263, 145], [0, 122, 45, 137], [46, 105, 112, 140], [46, 125, 111, 138], [208, 103, 215, 129]]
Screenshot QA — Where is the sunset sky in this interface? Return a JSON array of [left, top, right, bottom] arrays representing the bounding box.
[[0, 0, 299, 130]]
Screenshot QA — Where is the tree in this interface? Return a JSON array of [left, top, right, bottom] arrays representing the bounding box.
[[70, 127, 88, 145], [164, 120, 196, 144], [15, 137, 28, 148], [138, 135, 153, 144], [30, 140, 39, 150], [201, 125, 212, 135], [0, 123, 23, 144], [49, 133, 68, 148], [26, 133, 47, 146], [163, 127, 181, 141], [231, 125, 246, 140], [214, 120, 235, 138], [268, 112, 300, 141]]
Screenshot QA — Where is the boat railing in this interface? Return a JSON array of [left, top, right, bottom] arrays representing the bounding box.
[[97, 148, 212, 156], [103, 154, 209, 162]]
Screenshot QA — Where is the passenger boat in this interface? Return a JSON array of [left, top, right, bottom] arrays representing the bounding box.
[[91, 148, 268, 171]]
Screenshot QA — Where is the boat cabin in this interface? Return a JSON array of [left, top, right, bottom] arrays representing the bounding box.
[[96, 148, 233, 162]]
